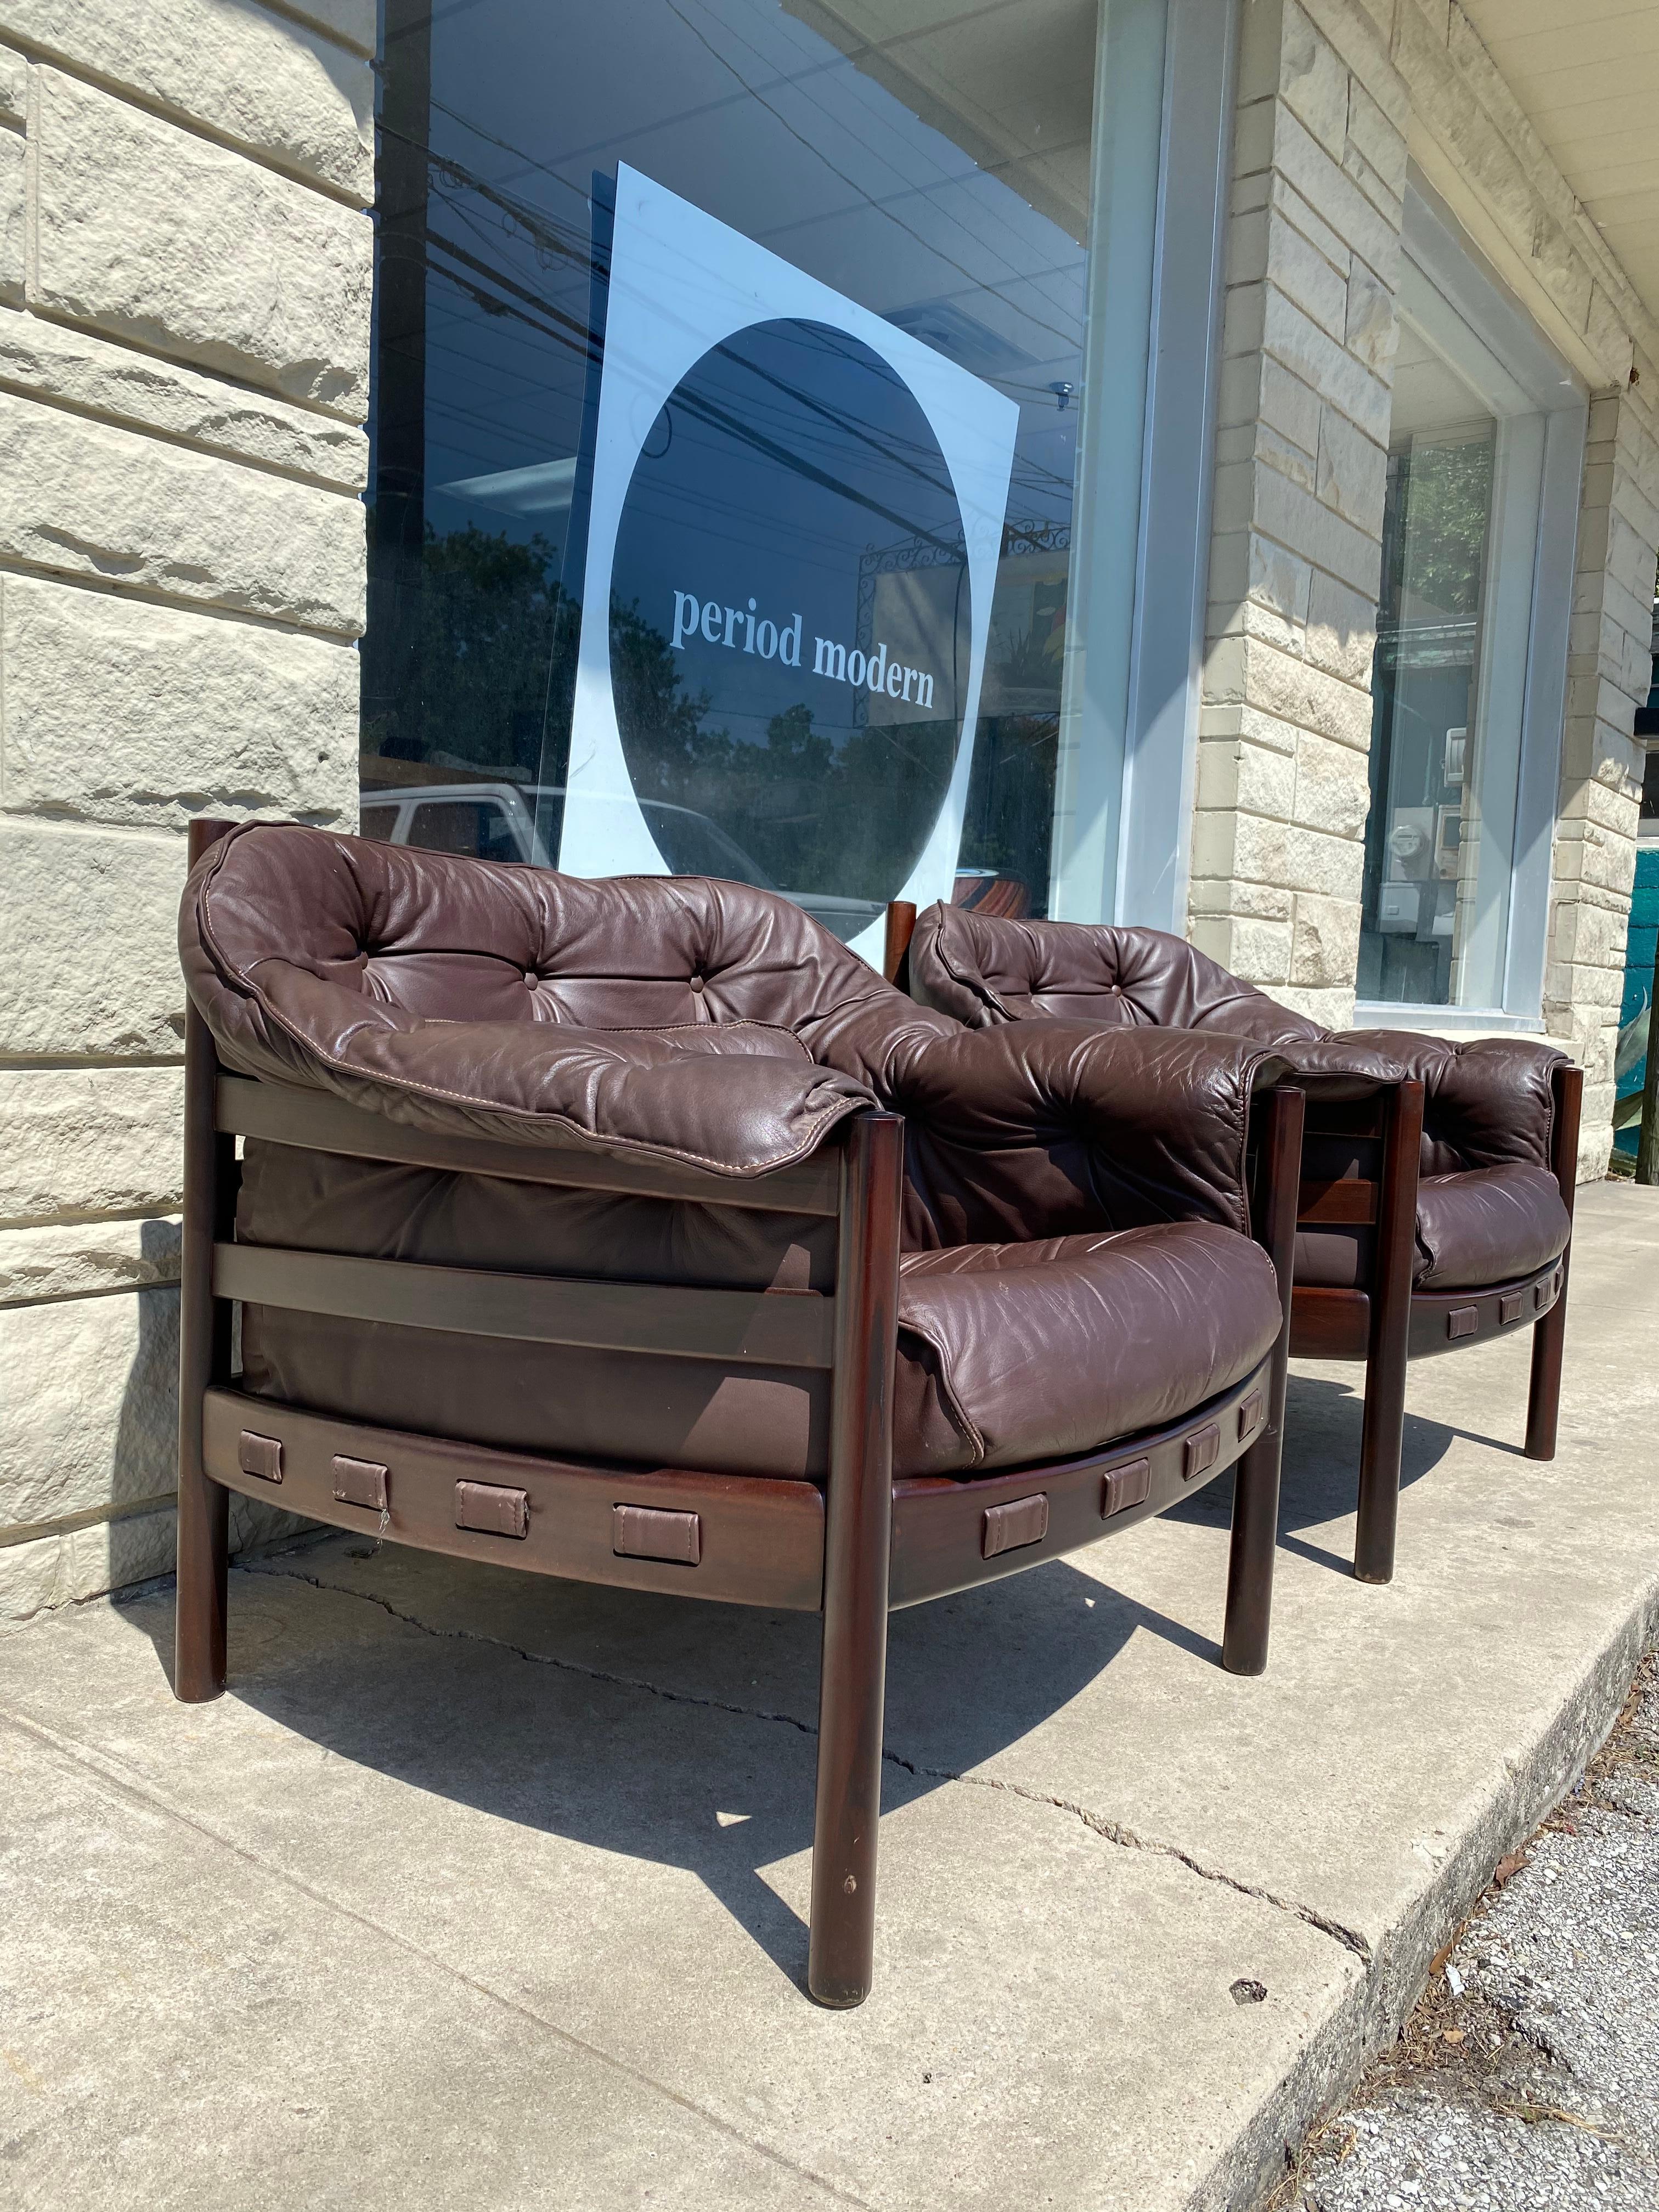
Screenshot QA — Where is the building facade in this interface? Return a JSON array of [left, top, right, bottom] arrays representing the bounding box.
[[2, 0, 1655, 1624]]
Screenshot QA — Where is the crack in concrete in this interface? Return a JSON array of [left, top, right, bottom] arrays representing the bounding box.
[[886, 1749, 1374, 1963], [246, 1558, 1374, 1965]]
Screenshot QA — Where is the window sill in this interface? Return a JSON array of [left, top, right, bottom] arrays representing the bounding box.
[[1351, 1002, 1545, 1038]]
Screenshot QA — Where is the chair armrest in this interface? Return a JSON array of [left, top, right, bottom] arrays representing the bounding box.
[[869, 1022, 1293, 1246], [1346, 1031, 1568, 1172], [1259, 1034, 1408, 1100]]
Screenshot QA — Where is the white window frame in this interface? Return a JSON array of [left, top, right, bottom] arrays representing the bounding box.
[[1354, 176, 1588, 1032], [1049, 0, 1237, 932]]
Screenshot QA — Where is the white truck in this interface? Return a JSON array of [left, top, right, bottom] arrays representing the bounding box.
[[359, 782, 883, 943]]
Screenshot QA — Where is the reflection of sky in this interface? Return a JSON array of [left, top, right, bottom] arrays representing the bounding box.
[[419, 0, 1088, 560], [611, 318, 967, 754]]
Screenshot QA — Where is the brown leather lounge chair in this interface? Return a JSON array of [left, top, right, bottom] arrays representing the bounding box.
[[175, 820, 1306, 2008], [896, 900, 1581, 1588]]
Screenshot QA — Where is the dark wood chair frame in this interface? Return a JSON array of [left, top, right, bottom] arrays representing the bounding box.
[[1289, 1069, 1581, 1582], [882, 902, 1583, 1589], [175, 827, 1304, 2007]]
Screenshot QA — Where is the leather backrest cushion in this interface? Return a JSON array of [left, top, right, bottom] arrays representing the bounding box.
[[188, 820, 904, 1036], [913, 904, 1327, 1048]]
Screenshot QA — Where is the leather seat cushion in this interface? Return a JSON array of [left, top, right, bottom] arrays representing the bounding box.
[[1293, 1162, 1570, 1291], [236, 1145, 1280, 1481], [1413, 1163, 1571, 1289], [894, 1222, 1282, 1476]]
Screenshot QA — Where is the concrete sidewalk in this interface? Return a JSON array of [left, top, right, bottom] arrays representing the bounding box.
[[2, 1181, 1656, 2212]]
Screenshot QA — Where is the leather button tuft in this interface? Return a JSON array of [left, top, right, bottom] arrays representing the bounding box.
[[689, 974, 706, 993], [523, 970, 538, 986]]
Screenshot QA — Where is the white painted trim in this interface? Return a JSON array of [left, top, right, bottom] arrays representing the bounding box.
[[1116, 0, 1237, 933], [1364, 173, 1590, 1020]]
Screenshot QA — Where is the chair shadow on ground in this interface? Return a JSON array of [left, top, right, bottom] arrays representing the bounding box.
[[1163, 1367, 1527, 1573], [115, 1372, 1527, 1991], [119, 1525, 1232, 1995]]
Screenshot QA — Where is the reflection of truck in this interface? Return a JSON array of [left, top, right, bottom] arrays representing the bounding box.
[[359, 782, 882, 942]]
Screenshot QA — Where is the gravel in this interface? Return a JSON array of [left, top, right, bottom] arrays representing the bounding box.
[[1277, 1654, 1659, 2212]]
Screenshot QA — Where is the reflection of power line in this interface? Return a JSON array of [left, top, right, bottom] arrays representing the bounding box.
[[420, 220, 968, 553], [426, 225, 600, 362], [412, 18, 1084, 360]]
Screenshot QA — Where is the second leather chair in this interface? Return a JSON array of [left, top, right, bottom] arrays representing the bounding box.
[[899, 900, 1581, 1584]]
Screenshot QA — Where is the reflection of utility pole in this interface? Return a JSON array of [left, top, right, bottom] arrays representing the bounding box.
[[363, 0, 431, 768], [1638, 933, 1659, 1184]]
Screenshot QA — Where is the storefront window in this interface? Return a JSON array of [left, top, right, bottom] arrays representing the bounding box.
[[362, 0, 1176, 955], [1358, 223, 1585, 1016]]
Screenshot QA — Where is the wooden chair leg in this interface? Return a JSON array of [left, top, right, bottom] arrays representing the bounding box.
[[808, 1113, 903, 2008], [175, 818, 236, 1703], [1353, 1079, 1423, 1585], [1525, 1063, 1582, 1462], [1224, 1084, 1303, 1677]]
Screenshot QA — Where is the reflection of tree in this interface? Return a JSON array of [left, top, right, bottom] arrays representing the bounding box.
[[610, 597, 719, 795], [612, 600, 956, 899], [959, 623, 1059, 897], [1384, 435, 1494, 627], [365, 528, 1057, 909], [363, 518, 575, 776]]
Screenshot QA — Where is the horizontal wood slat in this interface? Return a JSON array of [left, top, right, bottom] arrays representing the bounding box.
[[216, 1075, 843, 1216], [213, 1242, 836, 1368], [1297, 1177, 1380, 1227]]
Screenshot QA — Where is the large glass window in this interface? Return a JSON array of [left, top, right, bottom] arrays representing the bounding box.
[[1358, 210, 1585, 1018], [363, 0, 1181, 953]]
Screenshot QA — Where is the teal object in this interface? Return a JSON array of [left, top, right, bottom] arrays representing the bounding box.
[[1614, 846, 1659, 1155]]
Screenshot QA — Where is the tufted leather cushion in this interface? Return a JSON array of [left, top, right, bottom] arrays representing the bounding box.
[[183, 824, 1293, 1247], [910, 901, 1570, 1178], [236, 1143, 1279, 1479]]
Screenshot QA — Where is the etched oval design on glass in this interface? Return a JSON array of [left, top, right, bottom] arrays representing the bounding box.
[[607, 317, 969, 940]]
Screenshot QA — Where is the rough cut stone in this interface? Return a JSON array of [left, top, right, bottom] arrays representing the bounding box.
[[1288, 890, 1360, 989], [1262, 285, 1393, 449], [0, 390, 365, 635], [1316, 405, 1389, 531], [1278, 1, 1348, 162], [0, 1067, 184, 1225], [0, 822, 186, 1059], [1272, 108, 1402, 286], [267, 0, 375, 58], [0, 1217, 181, 1305], [0, 0, 373, 201], [1343, 261, 1397, 375], [0, 1285, 179, 1530], [30, 67, 371, 418], [1, 576, 359, 832], [0, 314, 367, 489], [1344, 80, 1407, 200], [1293, 731, 1374, 837], [0, 42, 22, 123], [1305, 569, 1379, 686], [1267, 211, 1350, 342], [1254, 457, 1386, 601]]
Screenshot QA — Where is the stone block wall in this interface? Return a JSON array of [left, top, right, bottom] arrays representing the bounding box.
[[0, 0, 373, 1627], [1192, 0, 1659, 1175], [1192, 0, 1407, 1029]]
